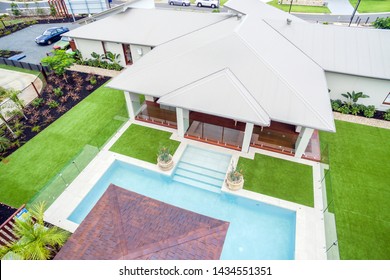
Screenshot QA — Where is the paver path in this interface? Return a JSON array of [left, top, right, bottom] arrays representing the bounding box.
[[334, 112, 390, 130], [325, 0, 356, 15]]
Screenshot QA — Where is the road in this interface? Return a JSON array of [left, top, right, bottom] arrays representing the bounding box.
[[1, 1, 389, 24]]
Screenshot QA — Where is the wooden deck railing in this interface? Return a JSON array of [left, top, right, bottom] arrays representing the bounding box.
[[0, 204, 26, 246]]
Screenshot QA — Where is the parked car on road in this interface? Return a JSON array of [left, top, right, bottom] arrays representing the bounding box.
[[35, 27, 69, 45], [195, 0, 219, 8], [168, 0, 190, 6], [53, 36, 71, 50]]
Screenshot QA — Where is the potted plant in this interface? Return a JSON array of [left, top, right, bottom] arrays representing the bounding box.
[[157, 146, 174, 171], [226, 162, 244, 191]]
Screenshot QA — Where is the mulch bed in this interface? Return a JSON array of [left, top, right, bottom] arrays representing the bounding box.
[[0, 203, 17, 225], [0, 70, 110, 160]]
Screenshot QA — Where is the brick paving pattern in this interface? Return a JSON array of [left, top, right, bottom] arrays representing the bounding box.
[[55, 184, 229, 260]]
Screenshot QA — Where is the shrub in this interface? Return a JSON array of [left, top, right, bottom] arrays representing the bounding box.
[[383, 109, 390, 121], [363, 105, 376, 118], [331, 99, 342, 112], [31, 125, 41, 133], [53, 87, 63, 97], [339, 105, 351, 115], [350, 104, 360, 116], [47, 100, 59, 109], [373, 17, 390, 30], [89, 76, 97, 85], [86, 85, 94, 91], [31, 98, 44, 108]]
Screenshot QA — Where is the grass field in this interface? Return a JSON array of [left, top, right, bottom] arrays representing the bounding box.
[[0, 86, 127, 207], [320, 120, 390, 259], [238, 154, 314, 207], [349, 0, 390, 13], [0, 64, 40, 76], [268, 0, 331, 13], [110, 124, 180, 164]]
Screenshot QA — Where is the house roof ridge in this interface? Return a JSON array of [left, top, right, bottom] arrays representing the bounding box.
[[158, 68, 271, 126], [233, 25, 335, 131]]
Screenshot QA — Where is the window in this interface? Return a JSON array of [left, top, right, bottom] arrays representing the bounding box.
[[383, 93, 390, 105]]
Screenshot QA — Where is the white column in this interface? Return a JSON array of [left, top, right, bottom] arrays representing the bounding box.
[[295, 127, 314, 158], [124, 91, 140, 119], [145, 95, 155, 102], [176, 108, 190, 137], [241, 122, 254, 153]]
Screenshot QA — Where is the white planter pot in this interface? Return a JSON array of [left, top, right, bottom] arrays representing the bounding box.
[[157, 155, 174, 171], [226, 176, 244, 191]]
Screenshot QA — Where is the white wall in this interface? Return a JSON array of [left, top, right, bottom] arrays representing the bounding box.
[[326, 72, 390, 111], [104, 41, 126, 67], [74, 38, 104, 60], [130, 44, 152, 63]]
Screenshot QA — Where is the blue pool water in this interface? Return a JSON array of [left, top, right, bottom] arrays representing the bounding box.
[[68, 147, 296, 260]]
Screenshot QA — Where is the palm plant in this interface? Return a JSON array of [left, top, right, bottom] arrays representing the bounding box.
[[341, 91, 369, 107], [105, 51, 120, 64], [0, 202, 70, 260], [0, 135, 11, 152], [0, 109, 15, 137]]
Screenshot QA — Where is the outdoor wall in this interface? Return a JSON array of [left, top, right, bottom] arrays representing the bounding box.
[[129, 44, 152, 63], [104, 41, 126, 67], [74, 38, 104, 60], [326, 72, 390, 112]]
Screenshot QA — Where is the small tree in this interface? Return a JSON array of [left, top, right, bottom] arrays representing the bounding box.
[[49, 4, 57, 17], [10, 3, 21, 16], [0, 135, 11, 152], [0, 108, 15, 137], [41, 50, 74, 82], [0, 202, 70, 260]]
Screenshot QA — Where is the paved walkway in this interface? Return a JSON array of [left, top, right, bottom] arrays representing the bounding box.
[[68, 64, 123, 78], [323, 0, 356, 15], [334, 112, 390, 130]]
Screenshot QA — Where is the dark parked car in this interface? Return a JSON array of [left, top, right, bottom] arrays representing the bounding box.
[[35, 27, 69, 45]]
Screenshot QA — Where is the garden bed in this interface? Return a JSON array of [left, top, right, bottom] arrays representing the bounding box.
[[331, 99, 390, 122], [0, 50, 22, 59], [0, 70, 110, 160], [0, 203, 17, 225]]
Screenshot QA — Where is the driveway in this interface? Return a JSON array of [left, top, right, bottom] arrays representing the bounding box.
[[0, 22, 76, 64]]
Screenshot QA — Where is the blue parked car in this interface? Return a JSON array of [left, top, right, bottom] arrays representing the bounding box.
[[35, 27, 69, 45]]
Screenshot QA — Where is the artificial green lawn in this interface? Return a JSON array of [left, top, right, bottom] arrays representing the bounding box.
[[268, 0, 331, 13], [110, 124, 180, 164], [349, 0, 390, 13], [238, 154, 314, 207], [0, 86, 127, 207], [320, 120, 390, 259], [0, 64, 40, 76]]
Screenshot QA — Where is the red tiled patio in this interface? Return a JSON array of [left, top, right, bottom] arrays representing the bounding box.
[[55, 184, 229, 260]]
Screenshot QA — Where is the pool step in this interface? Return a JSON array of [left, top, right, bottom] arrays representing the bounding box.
[[175, 168, 223, 187], [176, 162, 226, 180], [173, 175, 222, 193], [172, 146, 232, 191], [179, 146, 231, 173]]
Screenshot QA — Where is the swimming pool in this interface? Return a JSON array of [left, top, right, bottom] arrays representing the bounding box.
[[68, 155, 296, 259]]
